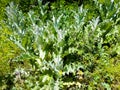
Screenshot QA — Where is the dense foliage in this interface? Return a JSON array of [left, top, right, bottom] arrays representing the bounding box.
[[0, 0, 120, 89]]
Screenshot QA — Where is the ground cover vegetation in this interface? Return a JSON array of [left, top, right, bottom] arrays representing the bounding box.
[[0, 0, 120, 89]]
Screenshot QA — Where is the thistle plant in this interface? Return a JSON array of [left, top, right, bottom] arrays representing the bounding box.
[[1, 0, 120, 89]]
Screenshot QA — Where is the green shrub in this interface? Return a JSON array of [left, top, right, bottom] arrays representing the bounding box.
[[1, 0, 120, 89]]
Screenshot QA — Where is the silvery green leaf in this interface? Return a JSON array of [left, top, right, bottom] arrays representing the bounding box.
[[52, 15, 56, 24], [14, 22, 22, 34], [14, 40, 26, 52], [90, 16, 99, 30], [54, 80, 59, 90], [42, 75, 49, 83], [57, 14, 63, 24], [111, 0, 114, 3], [38, 45, 45, 59], [28, 11, 35, 25]]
